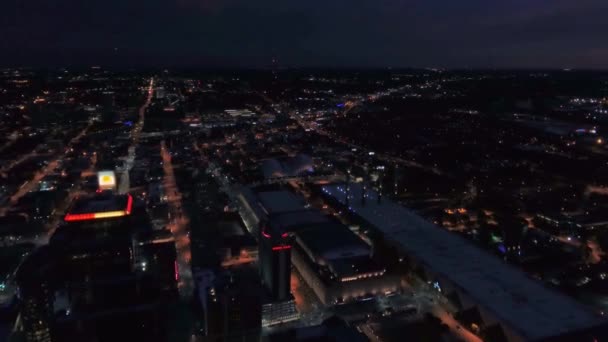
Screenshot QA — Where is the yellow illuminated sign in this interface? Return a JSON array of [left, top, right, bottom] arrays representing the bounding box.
[[97, 171, 116, 190]]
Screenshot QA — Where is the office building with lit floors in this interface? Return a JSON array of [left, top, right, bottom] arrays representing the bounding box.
[[258, 223, 299, 326], [133, 230, 178, 296], [237, 188, 321, 236], [239, 189, 323, 326], [290, 222, 403, 306], [201, 265, 262, 342], [259, 224, 291, 301], [16, 192, 177, 342], [16, 246, 57, 342], [55, 193, 172, 341], [240, 188, 401, 319]]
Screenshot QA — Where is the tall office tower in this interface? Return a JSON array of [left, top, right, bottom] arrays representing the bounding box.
[[45, 192, 168, 341], [52, 193, 137, 300], [16, 246, 57, 342], [258, 222, 298, 326], [259, 223, 291, 301], [204, 268, 262, 342], [240, 189, 318, 326], [133, 230, 178, 295]]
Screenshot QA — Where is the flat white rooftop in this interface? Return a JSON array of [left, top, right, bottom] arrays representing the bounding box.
[[322, 183, 605, 341]]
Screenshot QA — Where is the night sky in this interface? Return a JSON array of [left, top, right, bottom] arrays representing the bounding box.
[[1, 0, 608, 68]]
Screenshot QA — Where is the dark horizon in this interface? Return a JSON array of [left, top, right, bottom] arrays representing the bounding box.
[[5, 64, 608, 73], [2, 0, 608, 69]]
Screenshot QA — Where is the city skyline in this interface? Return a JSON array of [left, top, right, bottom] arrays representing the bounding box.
[[3, 2, 608, 340]]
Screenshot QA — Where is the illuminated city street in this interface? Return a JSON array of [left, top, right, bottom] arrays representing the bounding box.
[[160, 140, 193, 299], [119, 78, 154, 194], [0, 122, 93, 216]]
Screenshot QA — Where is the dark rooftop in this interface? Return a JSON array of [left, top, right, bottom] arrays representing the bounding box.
[[295, 222, 370, 262], [67, 193, 130, 215], [257, 190, 306, 215]]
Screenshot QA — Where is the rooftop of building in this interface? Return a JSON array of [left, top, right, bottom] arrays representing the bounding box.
[[326, 256, 385, 280], [257, 190, 306, 215], [295, 222, 370, 263], [322, 183, 607, 341], [67, 193, 130, 214], [268, 210, 330, 233]]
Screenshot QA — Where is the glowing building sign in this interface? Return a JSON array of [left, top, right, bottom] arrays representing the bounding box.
[[97, 171, 116, 190], [271, 245, 292, 251], [64, 195, 133, 222]]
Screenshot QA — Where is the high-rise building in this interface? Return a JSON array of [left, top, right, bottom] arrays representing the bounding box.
[[258, 222, 299, 327], [258, 223, 291, 302], [240, 189, 330, 326], [32, 192, 173, 341], [16, 246, 57, 342], [204, 267, 262, 342], [133, 230, 178, 295], [51, 193, 137, 301]]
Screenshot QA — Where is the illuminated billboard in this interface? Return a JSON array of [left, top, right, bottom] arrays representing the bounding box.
[[97, 171, 116, 190]]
